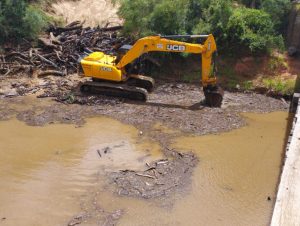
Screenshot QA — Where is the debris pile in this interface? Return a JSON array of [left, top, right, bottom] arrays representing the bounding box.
[[0, 21, 126, 77], [110, 151, 198, 199]]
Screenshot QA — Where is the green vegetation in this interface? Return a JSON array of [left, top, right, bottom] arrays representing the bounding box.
[[242, 81, 254, 90], [267, 54, 288, 71], [113, 0, 290, 54], [262, 78, 295, 95], [0, 0, 50, 44], [226, 8, 283, 53], [181, 70, 201, 82]]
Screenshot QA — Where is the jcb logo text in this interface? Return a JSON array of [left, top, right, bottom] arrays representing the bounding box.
[[166, 45, 186, 51], [101, 67, 112, 72]]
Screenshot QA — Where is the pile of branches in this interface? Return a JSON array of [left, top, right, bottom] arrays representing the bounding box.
[[0, 21, 127, 77]]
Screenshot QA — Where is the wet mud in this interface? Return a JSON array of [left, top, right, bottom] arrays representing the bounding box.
[[0, 74, 288, 134]]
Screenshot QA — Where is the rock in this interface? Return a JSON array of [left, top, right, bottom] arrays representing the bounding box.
[[254, 86, 268, 94], [288, 46, 298, 56], [38, 80, 49, 86], [0, 88, 18, 97]]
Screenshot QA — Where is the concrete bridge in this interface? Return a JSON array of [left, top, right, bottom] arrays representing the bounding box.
[[271, 93, 300, 226]]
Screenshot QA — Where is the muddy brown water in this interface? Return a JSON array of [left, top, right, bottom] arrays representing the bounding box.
[[0, 111, 288, 226]]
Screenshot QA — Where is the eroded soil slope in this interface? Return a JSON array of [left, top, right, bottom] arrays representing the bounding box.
[[52, 0, 121, 27]]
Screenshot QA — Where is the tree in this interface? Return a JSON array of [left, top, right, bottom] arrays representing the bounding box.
[[192, 0, 232, 45], [260, 0, 291, 34], [114, 0, 289, 54], [226, 7, 284, 53], [0, 0, 49, 44], [115, 0, 189, 36]]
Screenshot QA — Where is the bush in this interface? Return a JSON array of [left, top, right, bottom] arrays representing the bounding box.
[[226, 8, 284, 53], [0, 0, 49, 44], [260, 0, 291, 34], [23, 5, 49, 39], [115, 0, 189, 37], [149, 0, 188, 35], [114, 0, 289, 54], [191, 0, 233, 46]]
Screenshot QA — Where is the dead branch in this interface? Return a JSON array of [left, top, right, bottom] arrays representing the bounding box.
[[0, 20, 127, 76], [135, 173, 156, 179], [35, 54, 58, 68], [37, 70, 65, 77]]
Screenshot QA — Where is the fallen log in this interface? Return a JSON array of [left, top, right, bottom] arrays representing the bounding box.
[[101, 26, 123, 32], [1, 20, 127, 76], [5, 52, 28, 60], [54, 25, 83, 34], [65, 20, 82, 28], [3, 69, 11, 76], [37, 70, 65, 77], [14, 57, 31, 65], [35, 54, 58, 68], [38, 37, 58, 49]]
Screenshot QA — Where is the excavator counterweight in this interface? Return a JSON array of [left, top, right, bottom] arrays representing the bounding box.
[[78, 34, 223, 107]]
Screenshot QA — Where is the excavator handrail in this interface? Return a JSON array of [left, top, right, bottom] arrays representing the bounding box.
[[160, 34, 209, 39]]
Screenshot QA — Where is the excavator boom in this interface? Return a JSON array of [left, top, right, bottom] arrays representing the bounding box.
[[117, 34, 217, 87]]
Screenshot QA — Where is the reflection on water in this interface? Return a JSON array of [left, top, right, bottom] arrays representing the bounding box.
[[0, 118, 162, 226]]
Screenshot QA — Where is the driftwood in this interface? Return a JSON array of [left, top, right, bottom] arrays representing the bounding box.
[[0, 21, 125, 77], [37, 70, 65, 77], [35, 53, 58, 68], [38, 37, 58, 49]]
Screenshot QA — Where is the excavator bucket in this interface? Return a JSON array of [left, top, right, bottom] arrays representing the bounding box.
[[203, 86, 224, 107]]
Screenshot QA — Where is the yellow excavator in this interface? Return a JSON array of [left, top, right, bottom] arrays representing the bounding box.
[[78, 34, 223, 107]]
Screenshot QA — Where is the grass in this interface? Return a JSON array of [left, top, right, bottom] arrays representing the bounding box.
[[218, 64, 241, 90], [268, 53, 288, 72], [181, 69, 201, 82], [242, 81, 253, 90], [262, 78, 296, 95]]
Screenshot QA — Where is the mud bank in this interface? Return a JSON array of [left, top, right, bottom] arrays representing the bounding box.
[[0, 74, 288, 135]]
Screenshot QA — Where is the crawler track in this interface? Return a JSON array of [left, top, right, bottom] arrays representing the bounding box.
[[80, 81, 148, 101]]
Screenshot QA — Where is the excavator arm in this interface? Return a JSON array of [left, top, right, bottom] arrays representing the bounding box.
[[117, 34, 218, 87]]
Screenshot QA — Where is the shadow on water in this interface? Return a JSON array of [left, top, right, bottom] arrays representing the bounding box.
[[126, 100, 206, 111]]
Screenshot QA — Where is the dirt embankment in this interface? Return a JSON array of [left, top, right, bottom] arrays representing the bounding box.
[[51, 0, 122, 27]]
